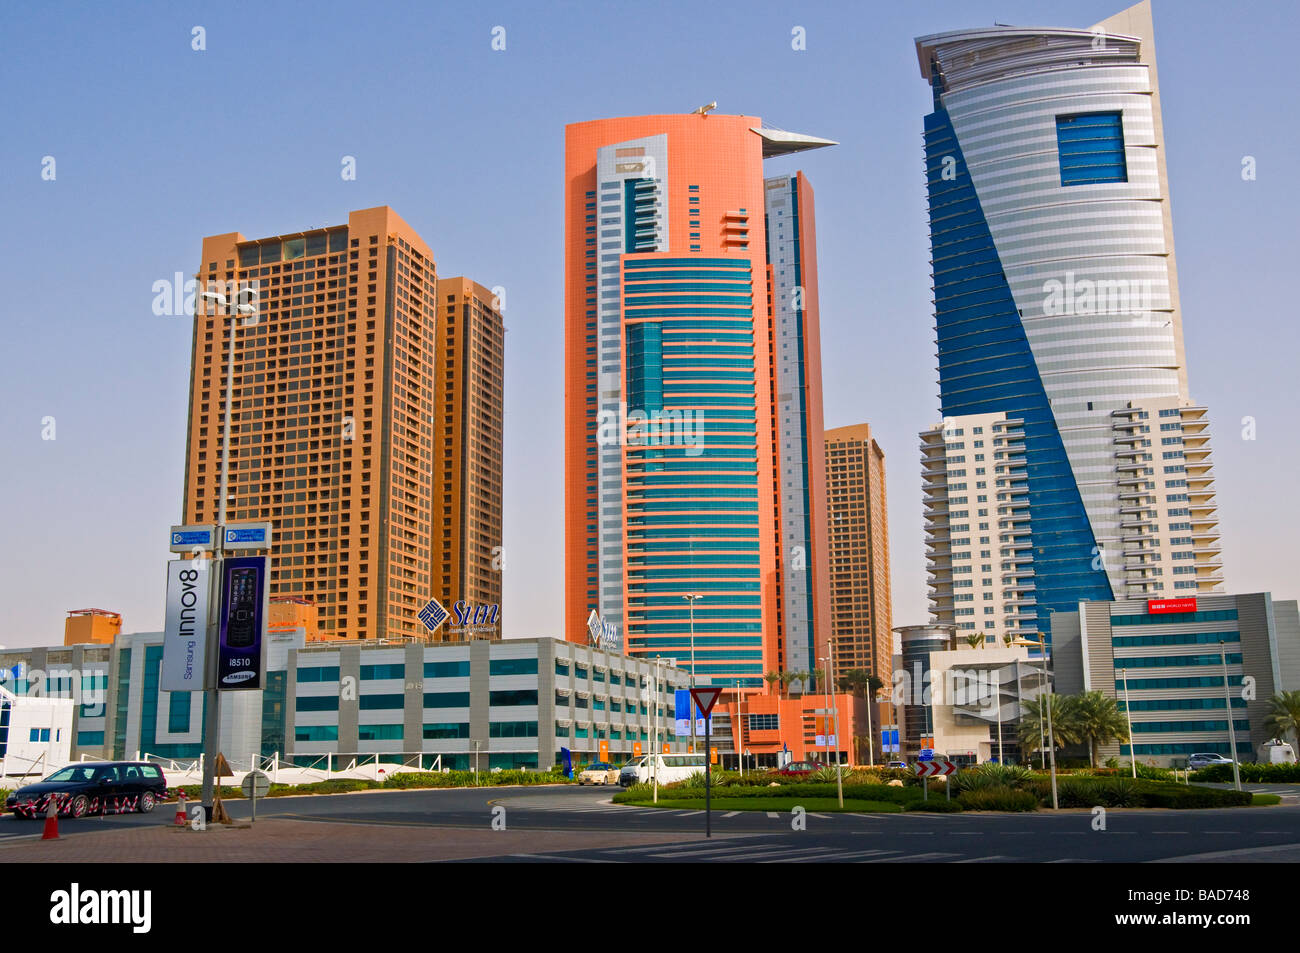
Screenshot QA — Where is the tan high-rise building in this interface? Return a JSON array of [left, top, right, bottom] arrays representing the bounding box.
[[824, 424, 893, 688], [183, 207, 439, 641], [432, 277, 505, 637]]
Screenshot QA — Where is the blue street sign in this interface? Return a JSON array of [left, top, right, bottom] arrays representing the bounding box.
[[418, 597, 449, 634], [172, 531, 209, 546], [226, 528, 267, 544], [919, 749, 934, 761]]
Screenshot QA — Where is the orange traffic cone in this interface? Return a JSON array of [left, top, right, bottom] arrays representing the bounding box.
[[174, 793, 188, 827], [41, 797, 60, 840]]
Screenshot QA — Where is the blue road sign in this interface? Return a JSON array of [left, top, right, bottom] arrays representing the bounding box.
[[226, 528, 268, 544], [418, 597, 449, 634], [919, 748, 934, 761], [172, 531, 210, 546]]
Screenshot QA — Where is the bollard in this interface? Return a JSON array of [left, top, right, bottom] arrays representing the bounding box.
[[175, 792, 188, 827]]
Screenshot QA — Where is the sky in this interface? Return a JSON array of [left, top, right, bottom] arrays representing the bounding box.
[[0, 0, 1296, 649]]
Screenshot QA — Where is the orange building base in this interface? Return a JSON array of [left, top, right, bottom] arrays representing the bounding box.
[[716, 691, 865, 769]]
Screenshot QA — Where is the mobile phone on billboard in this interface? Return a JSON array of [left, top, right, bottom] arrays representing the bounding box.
[[226, 567, 259, 648]]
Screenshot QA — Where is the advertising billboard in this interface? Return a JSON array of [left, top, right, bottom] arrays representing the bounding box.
[[217, 555, 268, 690]]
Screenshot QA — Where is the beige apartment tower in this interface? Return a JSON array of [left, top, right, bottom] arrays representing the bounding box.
[[432, 277, 505, 637], [185, 206, 454, 641], [824, 424, 893, 688]]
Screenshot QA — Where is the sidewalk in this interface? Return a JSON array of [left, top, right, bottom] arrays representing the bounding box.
[[0, 817, 699, 863]]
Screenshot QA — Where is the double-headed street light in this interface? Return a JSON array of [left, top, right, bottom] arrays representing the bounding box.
[[682, 593, 703, 753], [1012, 634, 1058, 810], [195, 284, 259, 822], [817, 649, 844, 808]]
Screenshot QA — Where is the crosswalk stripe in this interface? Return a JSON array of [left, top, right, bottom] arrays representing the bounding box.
[[510, 853, 613, 863], [953, 855, 1014, 863], [645, 841, 788, 860], [808, 813, 831, 819], [723, 811, 740, 818], [766, 812, 779, 818], [873, 851, 960, 863]]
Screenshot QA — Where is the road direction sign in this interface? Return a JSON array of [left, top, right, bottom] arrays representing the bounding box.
[[690, 686, 723, 717], [914, 758, 958, 778]]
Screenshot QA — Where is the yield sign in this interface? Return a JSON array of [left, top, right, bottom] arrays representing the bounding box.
[[914, 758, 958, 778], [690, 686, 724, 718]]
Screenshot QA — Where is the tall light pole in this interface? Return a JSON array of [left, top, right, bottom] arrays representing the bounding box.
[[197, 285, 258, 822], [1013, 634, 1058, 809], [652, 658, 666, 803], [818, 650, 844, 808], [1120, 661, 1137, 779], [683, 593, 703, 753], [1219, 640, 1242, 792]]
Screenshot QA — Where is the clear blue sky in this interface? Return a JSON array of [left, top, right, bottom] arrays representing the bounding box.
[[1, 1, 1296, 648]]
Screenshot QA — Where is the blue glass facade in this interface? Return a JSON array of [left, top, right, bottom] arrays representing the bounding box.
[[622, 256, 765, 684], [924, 104, 1114, 641]]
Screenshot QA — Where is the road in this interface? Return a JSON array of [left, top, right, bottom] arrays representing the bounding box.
[[3, 783, 1299, 862]]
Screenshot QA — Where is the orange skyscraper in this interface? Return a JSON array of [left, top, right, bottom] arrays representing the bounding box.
[[563, 112, 836, 734], [183, 207, 502, 642]]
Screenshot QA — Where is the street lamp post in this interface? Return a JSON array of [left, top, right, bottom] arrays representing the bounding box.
[[682, 594, 702, 754], [197, 285, 257, 822], [1013, 634, 1058, 810], [818, 650, 844, 808], [1120, 662, 1137, 779], [1219, 640, 1242, 792]]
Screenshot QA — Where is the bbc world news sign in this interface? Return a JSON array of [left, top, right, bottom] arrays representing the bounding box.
[[1148, 598, 1197, 615], [161, 559, 210, 692]]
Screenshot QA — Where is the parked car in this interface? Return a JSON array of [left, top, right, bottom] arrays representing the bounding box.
[[1188, 752, 1234, 770], [886, 761, 909, 770], [774, 760, 826, 778], [5, 762, 168, 819], [619, 753, 708, 786], [577, 762, 620, 785]]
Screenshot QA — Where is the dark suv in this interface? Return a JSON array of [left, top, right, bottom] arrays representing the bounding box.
[[4, 762, 168, 819]]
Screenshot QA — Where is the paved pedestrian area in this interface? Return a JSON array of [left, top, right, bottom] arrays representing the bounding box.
[[0, 817, 704, 863]]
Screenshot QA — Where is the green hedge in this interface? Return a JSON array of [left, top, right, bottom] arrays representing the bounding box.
[[614, 781, 922, 805], [957, 787, 1039, 812], [905, 798, 963, 813], [1193, 762, 1300, 783], [380, 769, 569, 789]]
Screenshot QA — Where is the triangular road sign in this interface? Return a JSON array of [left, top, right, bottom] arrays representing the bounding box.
[[214, 752, 233, 778], [690, 686, 724, 718]]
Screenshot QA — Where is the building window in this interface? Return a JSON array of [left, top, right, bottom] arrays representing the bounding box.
[[1056, 112, 1127, 186], [489, 657, 538, 676]]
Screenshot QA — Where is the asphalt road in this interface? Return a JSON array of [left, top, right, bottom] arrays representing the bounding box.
[[4, 783, 1299, 862]]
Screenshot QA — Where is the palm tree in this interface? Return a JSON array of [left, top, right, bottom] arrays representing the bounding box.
[[792, 670, 812, 696], [964, 633, 983, 650], [764, 671, 781, 697], [1070, 691, 1131, 768], [1017, 692, 1078, 762], [779, 671, 797, 699], [837, 669, 884, 699], [1263, 690, 1300, 751]]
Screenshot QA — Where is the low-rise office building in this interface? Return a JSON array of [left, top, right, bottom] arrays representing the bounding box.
[[1053, 592, 1300, 765], [1, 635, 689, 773]]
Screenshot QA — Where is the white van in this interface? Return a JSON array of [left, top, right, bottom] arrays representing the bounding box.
[[619, 753, 708, 786], [1263, 739, 1297, 764]]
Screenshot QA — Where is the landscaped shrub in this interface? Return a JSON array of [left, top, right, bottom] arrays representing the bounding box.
[[1133, 781, 1251, 809], [956, 786, 1038, 812], [905, 798, 963, 813], [1194, 762, 1300, 783], [617, 780, 922, 805], [1054, 776, 1142, 808], [953, 763, 1035, 793]]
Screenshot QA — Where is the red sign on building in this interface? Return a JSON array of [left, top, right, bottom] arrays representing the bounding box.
[[1148, 598, 1197, 614]]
